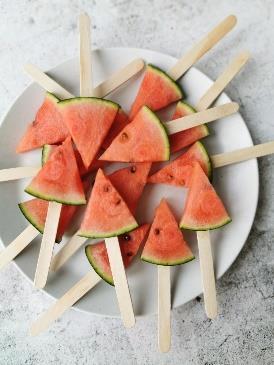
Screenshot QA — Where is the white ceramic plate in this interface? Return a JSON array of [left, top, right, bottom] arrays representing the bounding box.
[[0, 48, 259, 317]]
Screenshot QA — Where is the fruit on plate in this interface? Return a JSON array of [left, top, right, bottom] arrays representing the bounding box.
[[42, 144, 107, 176], [169, 101, 209, 153], [78, 169, 138, 238], [109, 162, 151, 214], [58, 97, 119, 168], [129, 64, 183, 120], [85, 224, 150, 285], [19, 199, 77, 243], [100, 106, 170, 162], [16, 93, 69, 153], [25, 137, 86, 205], [141, 199, 194, 265], [148, 141, 211, 187], [180, 162, 231, 230], [102, 108, 130, 149]]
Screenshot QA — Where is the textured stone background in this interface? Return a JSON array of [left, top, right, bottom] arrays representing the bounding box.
[[0, 0, 273, 364]]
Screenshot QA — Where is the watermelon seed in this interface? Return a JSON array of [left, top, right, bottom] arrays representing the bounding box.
[[122, 234, 131, 241], [130, 166, 136, 173], [103, 185, 110, 192], [115, 199, 121, 205], [120, 132, 129, 142], [167, 174, 173, 180], [126, 251, 133, 257], [154, 228, 160, 235]]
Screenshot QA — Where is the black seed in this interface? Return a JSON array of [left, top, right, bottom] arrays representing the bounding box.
[[123, 234, 131, 241], [115, 199, 121, 205], [130, 166, 136, 173], [168, 174, 173, 180], [120, 132, 129, 142], [126, 251, 133, 257], [154, 228, 160, 235], [103, 185, 110, 192], [196, 296, 201, 302]]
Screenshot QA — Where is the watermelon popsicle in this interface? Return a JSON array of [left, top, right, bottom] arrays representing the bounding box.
[[141, 200, 194, 353]]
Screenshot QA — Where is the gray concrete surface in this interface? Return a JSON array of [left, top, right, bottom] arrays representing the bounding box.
[[0, 0, 273, 364]]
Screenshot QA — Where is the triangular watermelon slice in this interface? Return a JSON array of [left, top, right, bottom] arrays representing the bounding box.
[[78, 169, 138, 238], [180, 163, 231, 230], [141, 199, 194, 265], [102, 108, 130, 149], [100, 106, 170, 162], [25, 137, 86, 205], [85, 224, 150, 285], [169, 101, 209, 153], [109, 162, 152, 214], [16, 93, 69, 153], [19, 199, 77, 243], [42, 144, 108, 177], [58, 97, 119, 168], [129, 64, 183, 120], [148, 141, 211, 187]]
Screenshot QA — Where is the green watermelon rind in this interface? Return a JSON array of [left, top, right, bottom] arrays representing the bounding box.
[[78, 222, 139, 239], [141, 254, 195, 266], [148, 64, 184, 99], [18, 202, 62, 243], [143, 106, 170, 161], [41, 144, 54, 166], [24, 186, 86, 206], [57, 96, 120, 111], [180, 217, 232, 231], [195, 141, 213, 181], [85, 245, 114, 286], [45, 92, 60, 103]]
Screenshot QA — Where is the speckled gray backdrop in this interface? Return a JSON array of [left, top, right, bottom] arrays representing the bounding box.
[[0, 0, 273, 364]]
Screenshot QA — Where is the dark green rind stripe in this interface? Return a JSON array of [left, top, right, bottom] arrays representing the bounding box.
[[78, 223, 138, 239], [24, 187, 86, 206], [180, 218, 232, 231], [197, 141, 213, 181], [141, 254, 195, 266], [58, 97, 120, 111], [85, 246, 114, 286]]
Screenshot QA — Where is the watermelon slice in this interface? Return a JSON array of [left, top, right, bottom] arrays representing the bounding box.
[[58, 97, 119, 168], [16, 93, 69, 153], [141, 199, 194, 265], [100, 106, 170, 162], [148, 141, 211, 187], [78, 169, 138, 238], [129, 64, 183, 120], [85, 224, 150, 285], [169, 101, 209, 153], [42, 144, 107, 176], [25, 137, 86, 205], [102, 108, 130, 149], [180, 163, 231, 230], [19, 199, 77, 243], [109, 162, 151, 214]]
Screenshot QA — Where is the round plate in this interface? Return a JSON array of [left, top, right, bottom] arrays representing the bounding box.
[[0, 48, 259, 317]]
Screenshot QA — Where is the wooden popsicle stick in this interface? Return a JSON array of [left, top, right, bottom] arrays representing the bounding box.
[[158, 265, 171, 353], [30, 270, 101, 336], [197, 231, 218, 319], [105, 237, 135, 328], [164, 102, 239, 135], [50, 234, 87, 272], [0, 225, 39, 270], [34, 202, 62, 288], [196, 51, 250, 111], [211, 141, 274, 168], [0, 166, 39, 182], [79, 13, 93, 96], [168, 15, 237, 80]]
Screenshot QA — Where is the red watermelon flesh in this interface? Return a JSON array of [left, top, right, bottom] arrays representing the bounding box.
[[100, 106, 170, 162], [25, 137, 86, 205], [169, 101, 209, 153], [180, 162, 231, 230], [58, 97, 119, 168], [109, 162, 152, 214], [148, 141, 211, 187], [19, 199, 77, 243], [78, 169, 138, 238], [129, 64, 183, 120], [141, 199, 194, 265], [85, 224, 150, 285], [16, 93, 69, 153], [102, 109, 130, 149]]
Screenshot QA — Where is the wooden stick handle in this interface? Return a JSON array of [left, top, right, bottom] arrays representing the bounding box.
[[168, 15, 237, 80], [197, 231, 217, 319], [50, 234, 87, 272], [92, 58, 145, 98], [165, 102, 239, 135], [79, 13, 93, 96], [34, 202, 62, 289], [30, 270, 101, 336], [158, 265, 171, 353], [105, 237, 135, 328], [196, 51, 250, 111], [211, 141, 274, 168], [0, 225, 39, 270], [0, 167, 39, 182]]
